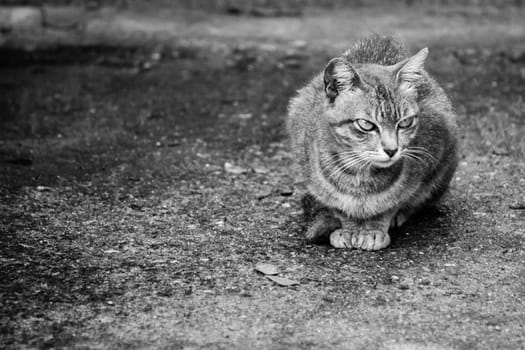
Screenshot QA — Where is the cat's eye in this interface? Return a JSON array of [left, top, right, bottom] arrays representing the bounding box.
[[398, 116, 416, 129], [355, 119, 376, 132]]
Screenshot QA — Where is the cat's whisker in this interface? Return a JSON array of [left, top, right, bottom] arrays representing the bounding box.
[[406, 147, 438, 163], [410, 153, 436, 169], [408, 149, 436, 162], [405, 146, 435, 158], [329, 156, 365, 179], [320, 153, 356, 170], [359, 151, 383, 169], [402, 151, 430, 169], [330, 152, 372, 179]]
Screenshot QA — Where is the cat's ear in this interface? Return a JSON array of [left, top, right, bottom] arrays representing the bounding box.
[[395, 47, 429, 95], [323, 57, 362, 102]]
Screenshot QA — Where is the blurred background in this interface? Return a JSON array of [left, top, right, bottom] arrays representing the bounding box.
[[1, 0, 524, 49]]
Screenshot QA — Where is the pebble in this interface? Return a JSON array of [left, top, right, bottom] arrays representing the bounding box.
[[509, 202, 525, 210], [224, 162, 247, 174], [390, 275, 400, 282], [419, 278, 431, 286], [279, 186, 294, 196], [399, 283, 410, 290], [256, 189, 272, 200]]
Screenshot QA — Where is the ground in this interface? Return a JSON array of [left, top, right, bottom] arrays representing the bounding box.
[[1, 4, 525, 350]]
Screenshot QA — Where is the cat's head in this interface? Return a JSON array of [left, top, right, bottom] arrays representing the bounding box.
[[323, 48, 429, 169]]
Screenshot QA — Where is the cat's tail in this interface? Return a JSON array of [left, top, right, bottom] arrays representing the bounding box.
[[343, 33, 408, 65]]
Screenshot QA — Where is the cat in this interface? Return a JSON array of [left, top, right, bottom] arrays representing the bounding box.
[[287, 34, 458, 250]]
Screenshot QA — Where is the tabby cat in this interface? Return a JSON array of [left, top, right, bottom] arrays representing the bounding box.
[[287, 34, 458, 250]]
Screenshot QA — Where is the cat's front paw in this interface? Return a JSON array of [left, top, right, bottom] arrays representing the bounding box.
[[330, 228, 391, 250], [329, 229, 353, 248], [350, 230, 391, 251]]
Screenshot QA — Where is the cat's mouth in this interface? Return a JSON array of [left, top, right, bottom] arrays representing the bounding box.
[[373, 157, 401, 168]]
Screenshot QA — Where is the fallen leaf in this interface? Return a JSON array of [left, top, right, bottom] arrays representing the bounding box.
[[255, 263, 280, 275], [224, 162, 248, 174], [509, 202, 525, 210], [266, 275, 299, 287]]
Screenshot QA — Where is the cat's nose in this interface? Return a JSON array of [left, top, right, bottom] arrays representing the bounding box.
[[384, 148, 398, 158]]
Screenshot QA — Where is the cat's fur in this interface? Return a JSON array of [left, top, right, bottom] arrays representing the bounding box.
[[287, 34, 458, 250]]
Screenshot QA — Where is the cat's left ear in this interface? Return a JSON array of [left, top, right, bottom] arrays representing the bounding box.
[[323, 57, 362, 103], [395, 47, 429, 95]]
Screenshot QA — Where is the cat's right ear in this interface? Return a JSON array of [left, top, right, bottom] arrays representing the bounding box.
[[323, 58, 361, 103]]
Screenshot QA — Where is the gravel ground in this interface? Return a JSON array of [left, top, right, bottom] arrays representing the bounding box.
[[1, 4, 525, 350]]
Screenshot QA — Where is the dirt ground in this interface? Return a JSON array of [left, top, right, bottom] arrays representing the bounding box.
[[1, 4, 525, 350]]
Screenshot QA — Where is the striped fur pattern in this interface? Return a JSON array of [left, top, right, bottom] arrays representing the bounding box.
[[287, 34, 458, 250]]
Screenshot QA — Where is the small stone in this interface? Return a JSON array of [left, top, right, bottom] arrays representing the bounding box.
[[292, 40, 307, 49], [486, 317, 501, 326], [5, 7, 43, 31], [492, 147, 510, 156], [213, 219, 226, 228], [256, 189, 272, 200], [42, 5, 85, 30], [224, 162, 248, 175], [237, 113, 252, 120], [419, 278, 431, 286], [253, 166, 269, 174], [390, 275, 400, 282], [322, 295, 334, 303], [279, 186, 294, 196], [399, 283, 410, 290], [151, 51, 162, 61], [509, 202, 525, 210]]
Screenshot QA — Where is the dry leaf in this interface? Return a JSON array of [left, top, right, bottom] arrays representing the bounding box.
[[266, 275, 299, 287], [255, 263, 279, 275]]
